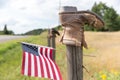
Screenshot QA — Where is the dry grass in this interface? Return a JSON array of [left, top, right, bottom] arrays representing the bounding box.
[[84, 31, 120, 74], [57, 31, 120, 80]]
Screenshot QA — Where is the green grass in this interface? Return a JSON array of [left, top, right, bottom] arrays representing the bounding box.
[[1, 31, 120, 80], [0, 34, 48, 80], [0, 32, 65, 80], [94, 70, 120, 80]]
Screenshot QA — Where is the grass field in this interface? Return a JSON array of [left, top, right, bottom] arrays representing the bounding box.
[[83, 32, 120, 80], [0, 31, 120, 80]]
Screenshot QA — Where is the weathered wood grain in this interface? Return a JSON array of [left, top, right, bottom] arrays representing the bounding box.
[[66, 45, 83, 80]]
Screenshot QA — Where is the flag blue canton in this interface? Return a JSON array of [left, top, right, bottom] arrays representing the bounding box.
[[22, 43, 39, 56]]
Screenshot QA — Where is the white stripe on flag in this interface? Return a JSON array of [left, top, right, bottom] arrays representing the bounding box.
[[36, 56, 41, 77], [38, 47, 48, 78], [24, 52, 28, 76], [42, 48, 54, 79], [31, 54, 35, 77], [48, 49, 60, 80]]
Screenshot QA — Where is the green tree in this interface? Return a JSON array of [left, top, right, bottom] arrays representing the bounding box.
[[54, 25, 62, 30], [91, 2, 120, 31], [4, 24, 9, 34], [8, 30, 14, 35]]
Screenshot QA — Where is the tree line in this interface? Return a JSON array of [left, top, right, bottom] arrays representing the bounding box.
[[0, 24, 14, 35], [85, 2, 120, 31]]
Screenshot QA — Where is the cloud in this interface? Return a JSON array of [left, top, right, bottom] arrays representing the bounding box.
[[0, 0, 10, 8], [0, 0, 120, 34]]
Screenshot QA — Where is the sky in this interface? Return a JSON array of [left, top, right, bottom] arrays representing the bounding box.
[[0, 0, 120, 34]]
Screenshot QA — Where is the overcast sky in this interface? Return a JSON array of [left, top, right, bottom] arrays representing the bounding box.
[[0, 0, 120, 34]]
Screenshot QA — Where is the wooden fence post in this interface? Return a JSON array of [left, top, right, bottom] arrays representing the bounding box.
[[59, 6, 104, 80], [47, 28, 60, 80], [51, 32, 56, 61], [47, 28, 60, 61], [47, 29, 51, 47], [66, 45, 83, 80], [59, 6, 84, 80]]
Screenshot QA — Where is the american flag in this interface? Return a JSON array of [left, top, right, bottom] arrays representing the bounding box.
[[21, 42, 62, 80]]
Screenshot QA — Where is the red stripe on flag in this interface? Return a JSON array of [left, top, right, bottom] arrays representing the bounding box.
[[50, 49, 53, 60], [34, 55, 38, 77], [50, 48, 63, 80], [44, 48, 50, 78], [39, 47, 45, 77], [48, 59, 56, 79], [46, 49, 57, 80], [40, 47, 50, 78], [39, 56, 44, 77], [40, 47, 43, 55], [28, 53, 31, 76], [21, 52, 25, 74], [40, 47, 49, 78], [54, 62, 63, 80]]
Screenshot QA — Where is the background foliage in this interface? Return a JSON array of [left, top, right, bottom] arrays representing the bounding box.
[[85, 2, 120, 31]]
